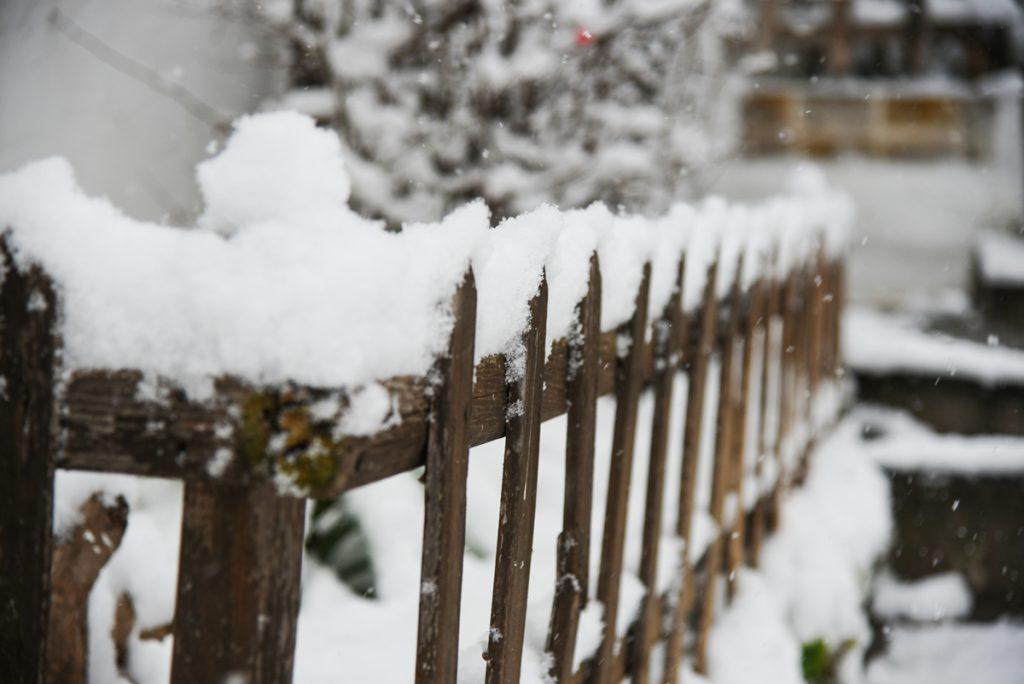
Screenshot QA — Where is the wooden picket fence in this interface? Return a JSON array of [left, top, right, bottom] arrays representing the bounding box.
[[0, 232, 842, 683]]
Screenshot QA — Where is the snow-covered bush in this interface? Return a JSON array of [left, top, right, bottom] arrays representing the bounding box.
[[259, 0, 747, 225]]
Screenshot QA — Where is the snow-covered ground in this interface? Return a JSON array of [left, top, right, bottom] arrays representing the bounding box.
[[713, 156, 1022, 306], [62, 393, 890, 683], [866, 621, 1024, 684]]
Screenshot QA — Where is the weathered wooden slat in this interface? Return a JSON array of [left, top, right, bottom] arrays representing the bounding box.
[[169, 480, 305, 684], [725, 278, 764, 595], [56, 332, 625, 497], [661, 260, 719, 684], [632, 257, 686, 684], [808, 248, 826, 394], [793, 263, 815, 484], [0, 241, 59, 683], [486, 278, 549, 683], [695, 262, 744, 674], [833, 260, 845, 376], [750, 275, 782, 567], [767, 270, 799, 533], [593, 264, 652, 684], [47, 494, 129, 683], [416, 270, 477, 684], [546, 255, 602, 682]]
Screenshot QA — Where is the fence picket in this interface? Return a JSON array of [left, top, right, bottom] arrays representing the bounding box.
[[661, 260, 719, 684], [768, 270, 799, 533], [546, 255, 602, 682], [750, 271, 782, 566], [695, 260, 744, 674], [593, 264, 652, 683], [170, 481, 305, 684], [0, 241, 59, 683], [632, 257, 686, 684], [726, 278, 765, 594], [486, 277, 549, 683], [416, 270, 478, 684]]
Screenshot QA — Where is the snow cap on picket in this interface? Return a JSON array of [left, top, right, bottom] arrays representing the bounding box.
[[682, 198, 723, 312]]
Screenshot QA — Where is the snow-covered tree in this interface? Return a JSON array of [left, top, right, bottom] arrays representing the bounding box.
[[259, 0, 747, 225]]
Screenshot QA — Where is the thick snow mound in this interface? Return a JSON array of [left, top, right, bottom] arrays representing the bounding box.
[[197, 111, 353, 235], [761, 416, 893, 646], [0, 112, 851, 403]]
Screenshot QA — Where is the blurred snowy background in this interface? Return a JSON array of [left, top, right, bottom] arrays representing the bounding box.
[[3, 0, 1022, 306]]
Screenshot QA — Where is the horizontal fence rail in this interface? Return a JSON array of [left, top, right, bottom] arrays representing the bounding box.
[[1, 232, 844, 683]]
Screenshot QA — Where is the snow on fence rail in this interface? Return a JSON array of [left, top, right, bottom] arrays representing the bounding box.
[[0, 113, 850, 684]]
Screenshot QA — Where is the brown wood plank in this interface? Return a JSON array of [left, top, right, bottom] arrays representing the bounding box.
[[833, 260, 845, 376], [750, 275, 782, 567], [486, 277, 549, 683], [416, 270, 477, 684], [47, 494, 129, 684], [793, 264, 814, 484], [632, 257, 686, 684], [56, 331, 623, 497], [695, 261, 744, 674], [546, 255, 602, 682], [725, 279, 764, 596], [0, 240, 59, 682], [592, 264, 652, 684], [767, 270, 800, 533], [661, 260, 719, 684], [808, 248, 826, 394], [169, 480, 306, 684]]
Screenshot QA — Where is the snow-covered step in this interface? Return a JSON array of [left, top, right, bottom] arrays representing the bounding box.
[[854, 407, 1024, 619], [847, 308, 1024, 435], [866, 620, 1024, 684]]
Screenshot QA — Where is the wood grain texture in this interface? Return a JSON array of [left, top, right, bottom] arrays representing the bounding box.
[[486, 279, 549, 684], [768, 271, 800, 533], [416, 270, 477, 684], [661, 260, 719, 684], [170, 479, 305, 684], [632, 257, 685, 684], [593, 264, 651, 684], [725, 279, 764, 595], [695, 262, 744, 674], [0, 239, 59, 683], [47, 495, 129, 684], [56, 335, 627, 499], [750, 277, 782, 567], [546, 255, 601, 682]]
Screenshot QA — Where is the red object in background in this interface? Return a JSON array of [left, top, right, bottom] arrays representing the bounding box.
[[575, 27, 595, 47]]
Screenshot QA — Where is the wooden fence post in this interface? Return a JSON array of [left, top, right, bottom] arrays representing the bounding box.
[[486, 277, 549, 683], [695, 259, 744, 674], [662, 260, 718, 684], [768, 271, 799, 533], [750, 267, 782, 566], [416, 270, 477, 683], [170, 481, 306, 684], [726, 277, 765, 596], [0, 240, 59, 683], [593, 264, 651, 684], [632, 257, 686, 684], [546, 255, 601, 682]]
